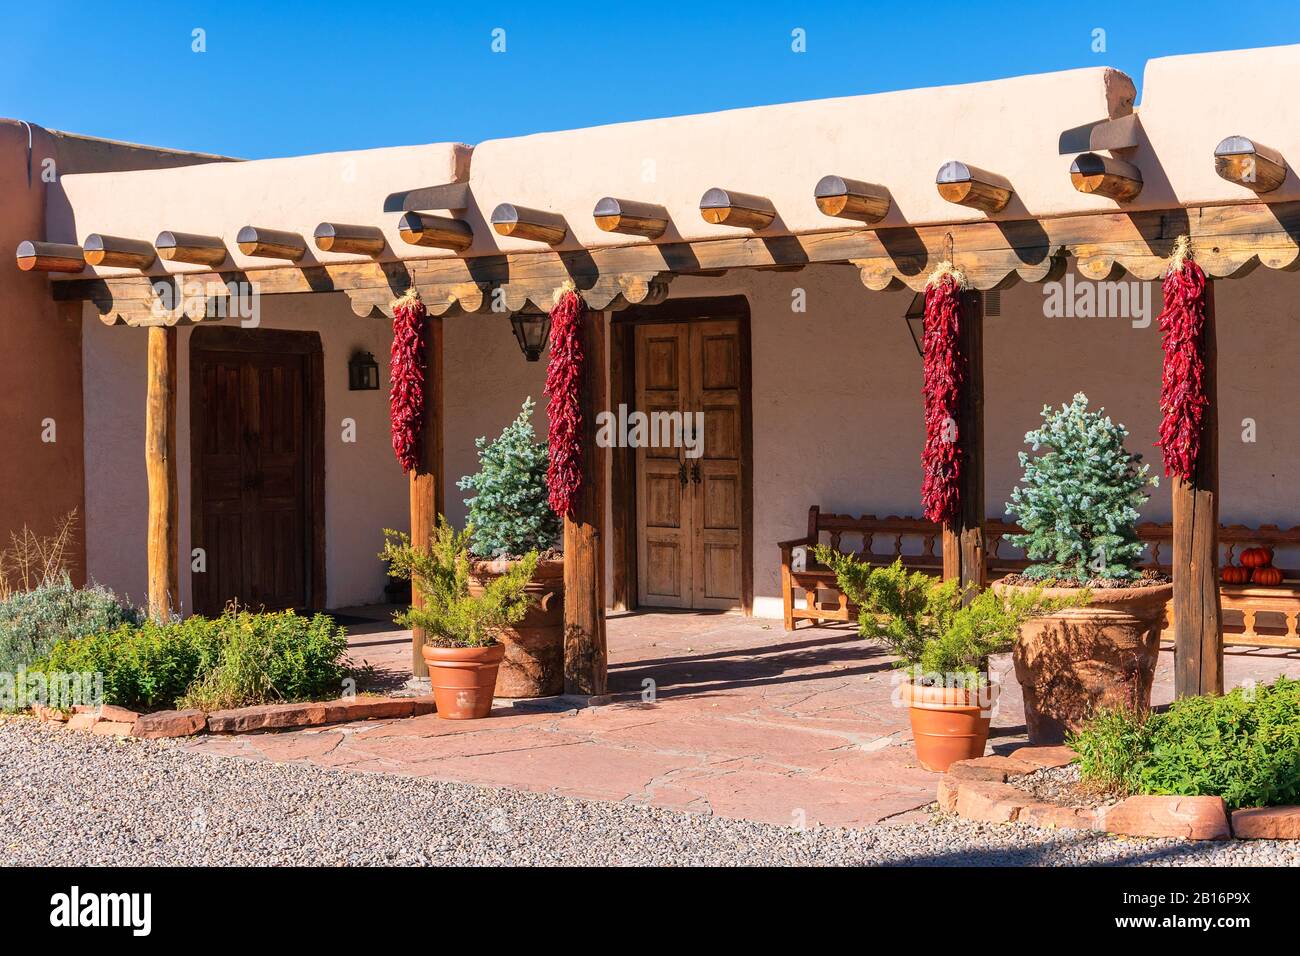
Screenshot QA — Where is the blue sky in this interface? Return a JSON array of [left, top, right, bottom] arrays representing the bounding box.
[[3, 1, 1298, 159]]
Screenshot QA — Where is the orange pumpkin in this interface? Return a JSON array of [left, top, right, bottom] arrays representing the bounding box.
[[1252, 566, 1284, 586], [1240, 546, 1275, 568], [1221, 565, 1250, 585]]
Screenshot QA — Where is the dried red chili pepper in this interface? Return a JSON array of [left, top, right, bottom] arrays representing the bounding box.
[[545, 288, 585, 518], [921, 272, 965, 526], [390, 289, 426, 473], [1157, 246, 1209, 483]]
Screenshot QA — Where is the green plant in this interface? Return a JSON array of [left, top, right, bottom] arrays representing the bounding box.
[[457, 398, 561, 559], [1071, 677, 1300, 810], [30, 610, 350, 712], [381, 519, 538, 648], [0, 575, 142, 672], [1005, 393, 1156, 582], [815, 550, 1079, 686], [179, 611, 349, 711]]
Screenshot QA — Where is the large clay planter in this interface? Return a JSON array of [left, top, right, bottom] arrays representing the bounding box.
[[899, 680, 1000, 772], [422, 643, 505, 719], [469, 558, 564, 698], [994, 578, 1174, 745]]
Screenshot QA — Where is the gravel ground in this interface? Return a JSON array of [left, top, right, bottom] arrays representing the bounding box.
[[3, 717, 1298, 867]]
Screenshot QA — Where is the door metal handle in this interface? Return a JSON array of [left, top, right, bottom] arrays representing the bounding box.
[[678, 462, 688, 488], [690, 462, 701, 485]]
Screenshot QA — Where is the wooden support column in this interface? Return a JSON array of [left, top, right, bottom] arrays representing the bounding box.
[[145, 326, 178, 621], [1173, 282, 1223, 698], [941, 290, 985, 601], [409, 315, 445, 678], [564, 309, 608, 695]]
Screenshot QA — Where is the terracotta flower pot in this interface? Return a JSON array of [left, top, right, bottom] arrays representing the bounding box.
[[422, 643, 505, 719], [469, 558, 565, 698], [898, 679, 999, 772], [993, 577, 1174, 745]]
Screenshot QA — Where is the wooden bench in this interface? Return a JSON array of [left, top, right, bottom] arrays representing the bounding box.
[[779, 506, 1300, 649]]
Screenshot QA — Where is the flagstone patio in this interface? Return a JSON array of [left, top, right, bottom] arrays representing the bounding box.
[[182, 608, 1300, 829]]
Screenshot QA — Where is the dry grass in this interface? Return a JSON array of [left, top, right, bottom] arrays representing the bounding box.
[[0, 510, 78, 601]]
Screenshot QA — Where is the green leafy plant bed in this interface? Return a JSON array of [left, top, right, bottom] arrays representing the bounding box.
[[29, 609, 352, 713], [1071, 676, 1300, 811], [0, 575, 141, 673]]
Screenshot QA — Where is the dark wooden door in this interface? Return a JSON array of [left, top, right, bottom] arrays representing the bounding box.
[[191, 332, 321, 615]]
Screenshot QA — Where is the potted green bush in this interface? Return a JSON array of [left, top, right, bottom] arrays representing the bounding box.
[[815, 551, 1068, 771], [382, 520, 538, 719], [994, 393, 1171, 744], [457, 398, 565, 697]]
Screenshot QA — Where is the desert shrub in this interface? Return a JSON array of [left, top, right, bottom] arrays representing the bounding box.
[[457, 398, 560, 559], [814, 551, 1080, 686], [33, 616, 224, 711], [1071, 676, 1300, 810], [0, 575, 142, 672], [1005, 393, 1156, 581], [179, 611, 350, 711], [381, 520, 537, 648], [32, 610, 350, 712]]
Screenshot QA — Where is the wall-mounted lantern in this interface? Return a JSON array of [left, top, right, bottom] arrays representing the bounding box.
[[348, 350, 380, 390], [510, 306, 552, 362]]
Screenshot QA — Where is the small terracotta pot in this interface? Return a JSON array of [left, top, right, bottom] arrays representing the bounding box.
[[422, 643, 505, 720], [899, 679, 999, 772]]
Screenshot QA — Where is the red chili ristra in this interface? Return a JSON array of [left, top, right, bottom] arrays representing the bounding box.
[[1156, 258, 1208, 483], [920, 274, 965, 526], [545, 289, 585, 518], [390, 292, 427, 473]]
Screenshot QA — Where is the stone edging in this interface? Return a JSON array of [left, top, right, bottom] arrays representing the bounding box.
[[31, 695, 436, 740], [939, 746, 1300, 841]]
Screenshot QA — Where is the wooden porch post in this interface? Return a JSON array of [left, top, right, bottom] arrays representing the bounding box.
[[564, 308, 608, 695], [145, 326, 178, 621], [941, 290, 985, 601], [1173, 282, 1223, 698], [409, 315, 445, 679]]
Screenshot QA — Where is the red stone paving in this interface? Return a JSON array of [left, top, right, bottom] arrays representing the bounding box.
[[182, 607, 1300, 829]]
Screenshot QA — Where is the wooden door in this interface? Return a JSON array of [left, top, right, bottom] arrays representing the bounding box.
[[191, 332, 320, 615], [635, 324, 693, 607], [690, 320, 745, 609], [634, 319, 747, 610]]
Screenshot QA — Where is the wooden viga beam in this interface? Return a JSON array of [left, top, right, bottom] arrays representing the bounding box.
[[83, 234, 157, 270], [490, 204, 568, 245], [155, 231, 228, 267], [699, 188, 776, 230], [936, 161, 1013, 213], [814, 175, 891, 223], [1214, 136, 1288, 193], [593, 197, 669, 239], [236, 226, 307, 261], [1069, 152, 1143, 203], [398, 211, 473, 251], [15, 240, 84, 273], [314, 222, 386, 256]]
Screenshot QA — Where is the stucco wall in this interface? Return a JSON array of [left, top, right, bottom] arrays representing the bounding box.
[[82, 264, 1300, 618], [82, 298, 552, 611]]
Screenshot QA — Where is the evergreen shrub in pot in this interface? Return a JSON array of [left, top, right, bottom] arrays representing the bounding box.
[[815, 553, 1071, 771], [382, 521, 538, 719], [456, 398, 565, 697], [995, 393, 1171, 744]]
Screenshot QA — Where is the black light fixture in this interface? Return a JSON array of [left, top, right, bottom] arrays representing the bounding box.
[[510, 305, 552, 362], [903, 291, 925, 358], [348, 350, 380, 390]]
